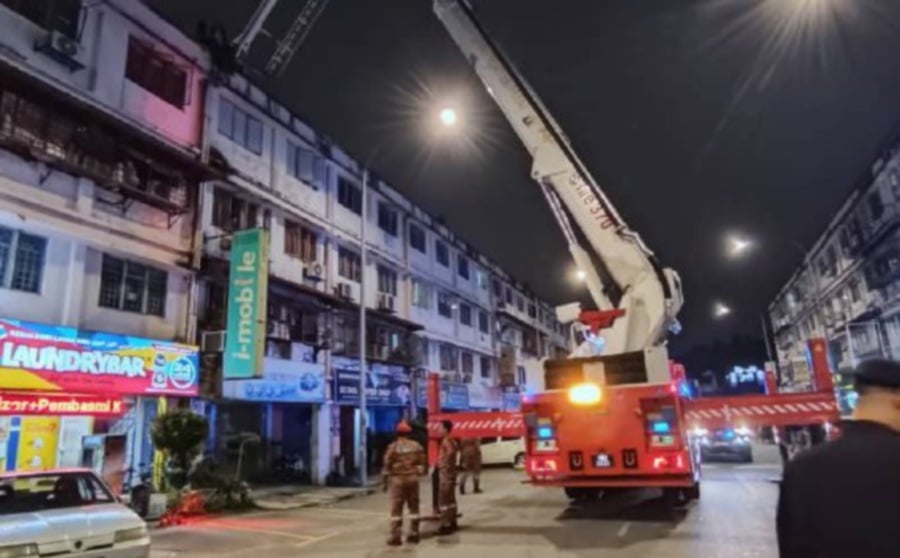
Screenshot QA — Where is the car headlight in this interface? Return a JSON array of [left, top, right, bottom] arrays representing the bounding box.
[[114, 525, 148, 544], [0, 544, 39, 558]]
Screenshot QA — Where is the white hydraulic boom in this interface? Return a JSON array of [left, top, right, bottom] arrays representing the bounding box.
[[433, 0, 684, 361]]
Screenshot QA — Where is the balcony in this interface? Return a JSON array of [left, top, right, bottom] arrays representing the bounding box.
[[0, 67, 209, 224]]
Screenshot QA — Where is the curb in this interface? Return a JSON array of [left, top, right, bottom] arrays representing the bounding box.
[[253, 487, 377, 511]]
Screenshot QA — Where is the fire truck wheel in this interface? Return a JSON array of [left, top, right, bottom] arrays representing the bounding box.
[[686, 482, 701, 501], [662, 487, 689, 509], [564, 487, 600, 501]]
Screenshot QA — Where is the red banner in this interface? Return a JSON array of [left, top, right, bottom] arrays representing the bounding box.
[[0, 391, 126, 416]]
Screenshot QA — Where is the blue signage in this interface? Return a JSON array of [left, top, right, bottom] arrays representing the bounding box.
[[503, 392, 522, 411], [222, 358, 326, 403], [416, 380, 470, 411], [333, 358, 411, 406]]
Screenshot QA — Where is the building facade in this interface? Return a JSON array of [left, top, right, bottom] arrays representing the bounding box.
[[0, 0, 568, 486], [768, 134, 900, 412], [0, 0, 208, 490]]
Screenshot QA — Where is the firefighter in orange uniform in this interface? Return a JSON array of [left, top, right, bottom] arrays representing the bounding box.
[[436, 420, 460, 535], [382, 420, 426, 546], [458, 437, 482, 494]]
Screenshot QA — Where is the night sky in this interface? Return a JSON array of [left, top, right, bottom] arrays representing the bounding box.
[[152, 0, 900, 352]]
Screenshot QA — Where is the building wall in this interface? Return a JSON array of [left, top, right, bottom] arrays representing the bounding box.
[[768, 145, 900, 383]]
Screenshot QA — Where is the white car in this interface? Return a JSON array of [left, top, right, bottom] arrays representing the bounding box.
[[479, 436, 526, 468], [0, 468, 150, 558]]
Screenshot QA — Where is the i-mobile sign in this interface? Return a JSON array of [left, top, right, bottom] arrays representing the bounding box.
[[224, 228, 269, 379]]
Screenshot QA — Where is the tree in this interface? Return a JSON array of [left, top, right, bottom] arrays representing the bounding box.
[[151, 410, 209, 489]]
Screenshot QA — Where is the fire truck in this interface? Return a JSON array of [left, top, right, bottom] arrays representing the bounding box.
[[426, 0, 841, 507]]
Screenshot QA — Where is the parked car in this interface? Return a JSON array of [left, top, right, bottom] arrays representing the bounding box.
[[480, 436, 526, 468], [0, 468, 150, 558], [695, 427, 754, 463]]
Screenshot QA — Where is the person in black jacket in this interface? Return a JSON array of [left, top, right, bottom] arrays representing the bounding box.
[[776, 358, 900, 558]]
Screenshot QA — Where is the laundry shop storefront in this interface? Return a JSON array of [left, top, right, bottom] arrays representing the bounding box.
[[0, 317, 199, 493]]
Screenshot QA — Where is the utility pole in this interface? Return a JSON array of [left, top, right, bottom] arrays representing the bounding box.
[[358, 168, 369, 488]]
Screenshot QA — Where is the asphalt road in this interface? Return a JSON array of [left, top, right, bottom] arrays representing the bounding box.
[[151, 445, 782, 557]]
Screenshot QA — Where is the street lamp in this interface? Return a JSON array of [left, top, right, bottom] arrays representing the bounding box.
[[728, 236, 753, 257], [714, 302, 732, 318], [439, 107, 458, 127], [574, 269, 587, 282]]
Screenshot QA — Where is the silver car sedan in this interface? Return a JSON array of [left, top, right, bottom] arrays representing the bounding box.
[[0, 469, 150, 558]]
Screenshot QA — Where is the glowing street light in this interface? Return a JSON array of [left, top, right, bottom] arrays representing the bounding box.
[[714, 302, 732, 318], [575, 269, 587, 281], [728, 236, 753, 257], [439, 107, 458, 127]]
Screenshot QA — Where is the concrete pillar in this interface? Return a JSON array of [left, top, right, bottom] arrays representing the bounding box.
[[313, 403, 332, 485]]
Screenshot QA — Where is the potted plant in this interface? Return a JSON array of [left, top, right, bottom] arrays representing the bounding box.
[[150, 410, 209, 490]]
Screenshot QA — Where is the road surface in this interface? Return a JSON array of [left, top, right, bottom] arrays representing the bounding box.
[[151, 445, 781, 557]]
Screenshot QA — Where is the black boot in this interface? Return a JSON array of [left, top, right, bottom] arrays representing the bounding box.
[[459, 483, 466, 495], [406, 534, 419, 544], [474, 480, 482, 494]]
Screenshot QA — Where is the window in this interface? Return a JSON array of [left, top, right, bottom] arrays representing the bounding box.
[[435, 240, 449, 267], [284, 221, 317, 263], [492, 279, 502, 298], [0, 471, 116, 516], [516, 295, 525, 312], [1, 0, 82, 39], [505, 288, 513, 304], [286, 141, 324, 187], [849, 279, 861, 302], [411, 279, 432, 309], [457, 255, 470, 280], [125, 38, 188, 109], [516, 365, 526, 386], [459, 303, 472, 326], [377, 265, 397, 296], [377, 202, 398, 236], [218, 98, 263, 154], [98, 255, 167, 317], [211, 188, 257, 232], [409, 223, 426, 253], [439, 344, 457, 371], [475, 269, 489, 291], [480, 356, 492, 378], [868, 191, 885, 220], [461, 352, 474, 376], [478, 311, 489, 334], [338, 247, 361, 281], [0, 227, 46, 294], [337, 176, 362, 214], [438, 292, 453, 318], [528, 303, 537, 318]]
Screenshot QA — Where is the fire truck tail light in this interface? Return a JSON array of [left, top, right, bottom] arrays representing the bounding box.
[[528, 456, 558, 474], [652, 453, 687, 471], [568, 383, 602, 405]]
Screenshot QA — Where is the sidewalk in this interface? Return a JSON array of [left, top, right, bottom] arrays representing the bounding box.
[[251, 479, 380, 511]]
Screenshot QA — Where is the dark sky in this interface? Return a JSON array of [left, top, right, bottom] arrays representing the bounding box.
[[152, 0, 900, 352]]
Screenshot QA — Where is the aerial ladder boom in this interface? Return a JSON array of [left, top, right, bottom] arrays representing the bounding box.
[[433, 0, 683, 363]]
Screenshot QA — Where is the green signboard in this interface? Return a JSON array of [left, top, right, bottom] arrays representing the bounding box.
[[224, 228, 269, 379]]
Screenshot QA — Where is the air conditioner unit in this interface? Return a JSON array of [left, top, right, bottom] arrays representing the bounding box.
[[200, 330, 226, 352], [378, 293, 395, 313], [336, 282, 353, 300], [303, 262, 324, 281], [36, 30, 86, 71]]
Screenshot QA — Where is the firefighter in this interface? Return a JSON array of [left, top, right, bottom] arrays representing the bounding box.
[[458, 437, 482, 494], [436, 420, 460, 535], [382, 420, 426, 546], [777, 359, 900, 558]]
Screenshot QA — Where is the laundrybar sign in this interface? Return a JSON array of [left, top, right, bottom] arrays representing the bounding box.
[[224, 228, 269, 379], [0, 318, 199, 396], [0, 392, 125, 416]]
